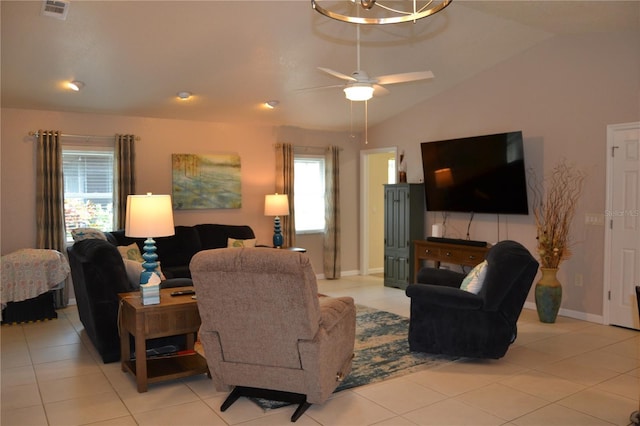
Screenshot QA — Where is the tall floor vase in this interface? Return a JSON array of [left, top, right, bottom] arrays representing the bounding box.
[[535, 267, 562, 323]]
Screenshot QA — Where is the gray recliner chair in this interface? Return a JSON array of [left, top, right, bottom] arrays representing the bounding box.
[[190, 248, 356, 422]]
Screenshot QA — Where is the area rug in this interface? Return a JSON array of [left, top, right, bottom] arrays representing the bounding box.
[[252, 304, 458, 410]]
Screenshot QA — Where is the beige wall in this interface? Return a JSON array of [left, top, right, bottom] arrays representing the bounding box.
[[368, 151, 395, 271], [365, 31, 640, 318], [2, 30, 638, 318], [0, 110, 362, 279]]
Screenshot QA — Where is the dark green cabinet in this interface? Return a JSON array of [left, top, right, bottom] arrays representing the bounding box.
[[383, 184, 425, 289]]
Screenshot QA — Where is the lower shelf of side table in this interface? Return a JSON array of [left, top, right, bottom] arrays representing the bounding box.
[[123, 353, 209, 385]]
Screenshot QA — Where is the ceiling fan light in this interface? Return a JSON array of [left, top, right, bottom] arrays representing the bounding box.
[[344, 85, 374, 101]]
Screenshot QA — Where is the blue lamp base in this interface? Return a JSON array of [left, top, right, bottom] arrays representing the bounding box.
[[140, 237, 161, 284], [273, 216, 283, 248]]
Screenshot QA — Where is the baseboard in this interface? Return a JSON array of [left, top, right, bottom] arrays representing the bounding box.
[[523, 301, 604, 324], [315, 269, 360, 280]]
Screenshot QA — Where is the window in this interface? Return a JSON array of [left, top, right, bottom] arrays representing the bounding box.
[[62, 147, 114, 241], [388, 158, 396, 184], [294, 156, 325, 233]]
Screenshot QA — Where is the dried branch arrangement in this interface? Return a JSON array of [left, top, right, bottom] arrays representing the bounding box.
[[529, 160, 585, 269]]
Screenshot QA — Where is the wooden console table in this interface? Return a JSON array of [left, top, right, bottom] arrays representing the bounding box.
[[118, 286, 209, 392], [413, 240, 490, 278]]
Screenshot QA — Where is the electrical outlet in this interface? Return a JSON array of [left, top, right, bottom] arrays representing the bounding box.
[[574, 273, 583, 287], [585, 213, 605, 226]]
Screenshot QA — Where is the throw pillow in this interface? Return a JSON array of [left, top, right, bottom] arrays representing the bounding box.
[[460, 260, 488, 294], [117, 243, 145, 263], [227, 238, 257, 248], [71, 228, 107, 242], [123, 259, 144, 287], [123, 259, 165, 287]]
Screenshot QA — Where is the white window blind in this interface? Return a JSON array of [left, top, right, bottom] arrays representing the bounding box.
[[62, 147, 114, 241], [294, 156, 325, 233]]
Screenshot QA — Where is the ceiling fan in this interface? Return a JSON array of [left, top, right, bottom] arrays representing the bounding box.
[[314, 25, 435, 102]]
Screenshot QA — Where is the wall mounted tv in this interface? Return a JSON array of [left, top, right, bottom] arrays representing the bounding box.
[[420, 131, 529, 215]]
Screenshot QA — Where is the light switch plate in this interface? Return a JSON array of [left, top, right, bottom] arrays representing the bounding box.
[[585, 213, 605, 226]]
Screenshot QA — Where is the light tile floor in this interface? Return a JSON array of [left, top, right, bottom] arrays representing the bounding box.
[[1, 275, 638, 426]]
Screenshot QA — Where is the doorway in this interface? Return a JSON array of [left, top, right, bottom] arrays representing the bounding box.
[[604, 121, 640, 330], [360, 147, 398, 276]]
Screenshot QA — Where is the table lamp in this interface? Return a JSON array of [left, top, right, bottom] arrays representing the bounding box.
[[125, 193, 175, 285], [264, 193, 289, 248]]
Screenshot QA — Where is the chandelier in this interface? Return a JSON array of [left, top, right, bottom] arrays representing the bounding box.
[[311, 0, 452, 25]]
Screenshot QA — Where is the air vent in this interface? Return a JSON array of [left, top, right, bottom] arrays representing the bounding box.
[[41, 0, 70, 20]]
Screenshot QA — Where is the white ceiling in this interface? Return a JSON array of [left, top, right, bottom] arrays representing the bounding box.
[[2, 1, 638, 131]]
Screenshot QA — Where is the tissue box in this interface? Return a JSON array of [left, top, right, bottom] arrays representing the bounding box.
[[140, 282, 160, 305]]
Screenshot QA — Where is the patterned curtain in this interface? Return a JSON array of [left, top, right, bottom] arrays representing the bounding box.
[[115, 134, 136, 230], [36, 130, 68, 307], [275, 143, 296, 248], [323, 145, 341, 279]]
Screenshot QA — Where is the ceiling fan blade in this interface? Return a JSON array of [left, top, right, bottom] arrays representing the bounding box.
[[373, 84, 390, 96], [375, 70, 434, 85], [318, 67, 357, 82], [295, 84, 345, 93]]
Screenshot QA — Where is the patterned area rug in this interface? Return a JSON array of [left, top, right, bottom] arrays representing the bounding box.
[[252, 304, 458, 410]]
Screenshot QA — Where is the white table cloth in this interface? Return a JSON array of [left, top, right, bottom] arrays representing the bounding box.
[[1, 249, 70, 318]]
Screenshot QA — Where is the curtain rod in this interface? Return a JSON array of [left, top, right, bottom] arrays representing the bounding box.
[[28, 131, 140, 141], [274, 143, 343, 151]]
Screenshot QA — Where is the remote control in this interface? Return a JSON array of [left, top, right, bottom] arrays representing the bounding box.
[[170, 289, 195, 296]]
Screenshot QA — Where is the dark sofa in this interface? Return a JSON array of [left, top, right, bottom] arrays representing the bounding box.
[[405, 240, 538, 359], [67, 224, 256, 363], [109, 224, 256, 279]]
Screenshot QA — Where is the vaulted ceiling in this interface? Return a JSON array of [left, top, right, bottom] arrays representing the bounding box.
[[2, 1, 638, 131]]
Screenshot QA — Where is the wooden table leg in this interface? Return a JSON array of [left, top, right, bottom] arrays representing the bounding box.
[[135, 329, 148, 392], [186, 331, 195, 350], [121, 331, 130, 372]]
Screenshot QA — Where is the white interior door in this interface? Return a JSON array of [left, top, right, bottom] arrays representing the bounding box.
[[605, 121, 640, 330]]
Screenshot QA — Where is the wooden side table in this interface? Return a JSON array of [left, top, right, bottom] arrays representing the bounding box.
[[118, 286, 209, 392], [413, 240, 491, 279]]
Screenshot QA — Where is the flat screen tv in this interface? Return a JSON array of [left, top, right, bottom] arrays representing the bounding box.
[[420, 131, 529, 215]]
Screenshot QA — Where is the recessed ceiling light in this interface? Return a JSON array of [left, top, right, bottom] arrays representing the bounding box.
[[177, 91, 192, 100], [264, 100, 279, 109], [68, 80, 84, 91]]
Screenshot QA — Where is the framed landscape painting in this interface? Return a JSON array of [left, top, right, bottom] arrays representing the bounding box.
[[172, 153, 241, 209]]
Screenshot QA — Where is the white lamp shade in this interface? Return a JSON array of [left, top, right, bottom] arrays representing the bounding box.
[[344, 84, 374, 101], [264, 193, 289, 216], [125, 194, 175, 238]]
